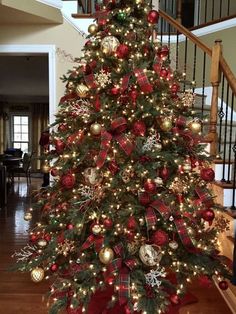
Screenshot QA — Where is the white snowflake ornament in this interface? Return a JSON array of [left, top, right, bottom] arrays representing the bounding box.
[[145, 267, 166, 288], [95, 69, 112, 88]]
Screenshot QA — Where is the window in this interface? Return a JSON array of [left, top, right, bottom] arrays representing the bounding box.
[[12, 115, 29, 153]]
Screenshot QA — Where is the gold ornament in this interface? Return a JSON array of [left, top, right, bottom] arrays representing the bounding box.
[[139, 244, 162, 266], [169, 241, 178, 250], [160, 118, 172, 131], [37, 239, 47, 248], [121, 168, 134, 183], [31, 267, 45, 283], [42, 163, 50, 173], [92, 223, 102, 235], [154, 177, 163, 185], [99, 247, 114, 264], [90, 123, 102, 135], [101, 36, 120, 55], [88, 24, 98, 35], [83, 167, 102, 185], [135, 0, 144, 4], [155, 142, 162, 151], [183, 163, 192, 173], [67, 81, 75, 89], [57, 239, 75, 256], [127, 241, 139, 255], [24, 212, 32, 221], [76, 83, 89, 98], [188, 119, 201, 133]]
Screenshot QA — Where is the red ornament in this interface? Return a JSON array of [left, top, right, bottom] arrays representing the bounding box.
[[110, 86, 120, 95], [61, 173, 75, 189], [50, 263, 58, 272], [147, 10, 159, 24], [104, 273, 115, 285], [219, 280, 228, 290], [159, 166, 170, 181], [157, 45, 169, 59], [139, 192, 151, 206], [103, 218, 113, 229], [144, 179, 156, 194], [171, 83, 180, 94], [30, 234, 38, 243], [129, 89, 139, 104], [200, 168, 215, 182], [159, 67, 169, 79], [108, 160, 119, 175], [98, 18, 107, 26], [51, 168, 58, 177], [175, 116, 186, 128], [116, 44, 130, 59], [55, 139, 65, 154], [170, 294, 180, 305], [58, 123, 68, 132], [153, 62, 161, 74], [201, 209, 215, 225], [44, 233, 51, 242], [152, 230, 169, 246], [67, 224, 74, 230], [127, 216, 138, 230], [133, 120, 146, 137]]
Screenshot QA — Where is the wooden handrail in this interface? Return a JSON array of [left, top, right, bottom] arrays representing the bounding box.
[[159, 9, 236, 97]]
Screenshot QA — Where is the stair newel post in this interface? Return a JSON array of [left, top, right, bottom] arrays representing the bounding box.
[[176, 0, 182, 24], [207, 39, 222, 157]]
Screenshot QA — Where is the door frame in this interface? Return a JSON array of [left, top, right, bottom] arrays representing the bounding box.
[[0, 44, 56, 125]]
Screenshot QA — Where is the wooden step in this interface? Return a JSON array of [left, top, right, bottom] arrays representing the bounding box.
[[72, 13, 93, 18]]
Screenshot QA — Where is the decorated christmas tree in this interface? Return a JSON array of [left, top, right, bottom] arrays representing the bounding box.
[[15, 0, 232, 313]]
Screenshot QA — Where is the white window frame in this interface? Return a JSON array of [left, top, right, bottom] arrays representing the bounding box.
[[10, 112, 31, 153]]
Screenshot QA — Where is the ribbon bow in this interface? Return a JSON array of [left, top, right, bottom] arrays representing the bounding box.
[[96, 117, 134, 168], [121, 69, 153, 94], [81, 234, 104, 253]]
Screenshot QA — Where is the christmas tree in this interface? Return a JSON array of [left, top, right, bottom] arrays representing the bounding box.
[[15, 0, 231, 313]]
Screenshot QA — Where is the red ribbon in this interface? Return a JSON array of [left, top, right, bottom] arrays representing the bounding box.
[[174, 219, 196, 252], [145, 207, 157, 230], [96, 118, 134, 168], [195, 187, 214, 208], [84, 74, 97, 89], [81, 234, 104, 253], [150, 200, 171, 220], [134, 69, 153, 94]]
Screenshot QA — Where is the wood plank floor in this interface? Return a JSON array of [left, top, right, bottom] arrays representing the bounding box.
[[0, 178, 233, 314]]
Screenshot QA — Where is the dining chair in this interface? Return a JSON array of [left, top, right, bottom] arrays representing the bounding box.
[[11, 152, 34, 184]]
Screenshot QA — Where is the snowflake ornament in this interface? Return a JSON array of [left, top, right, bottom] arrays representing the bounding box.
[[145, 267, 166, 288], [12, 244, 37, 262], [142, 132, 161, 152], [57, 239, 75, 256], [95, 69, 112, 88], [181, 89, 195, 107]]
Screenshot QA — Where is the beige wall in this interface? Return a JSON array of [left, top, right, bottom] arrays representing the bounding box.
[[0, 20, 86, 105]]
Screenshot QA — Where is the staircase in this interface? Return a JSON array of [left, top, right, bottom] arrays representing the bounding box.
[[61, 0, 236, 311]]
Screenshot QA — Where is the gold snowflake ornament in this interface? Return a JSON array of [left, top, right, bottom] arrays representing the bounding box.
[[95, 69, 112, 88], [56, 239, 75, 256]]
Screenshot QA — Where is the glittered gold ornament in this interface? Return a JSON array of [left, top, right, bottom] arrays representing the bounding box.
[[88, 24, 98, 35], [169, 241, 178, 250], [76, 83, 89, 98], [31, 267, 45, 283], [101, 36, 120, 55], [99, 247, 114, 264], [188, 119, 201, 133], [37, 239, 47, 248], [90, 123, 102, 135], [160, 118, 172, 131], [24, 212, 32, 221], [83, 167, 102, 185], [139, 244, 162, 266]]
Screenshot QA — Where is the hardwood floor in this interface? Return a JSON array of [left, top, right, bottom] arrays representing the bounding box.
[[0, 178, 233, 314]]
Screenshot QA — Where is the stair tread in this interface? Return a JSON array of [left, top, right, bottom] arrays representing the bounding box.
[[213, 180, 235, 189], [214, 159, 234, 164], [72, 13, 93, 18]]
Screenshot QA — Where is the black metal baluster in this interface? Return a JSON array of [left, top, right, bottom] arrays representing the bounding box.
[[183, 37, 188, 92], [227, 91, 234, 183], [197, 0, 201, 25], [176, 30, 179, 72], [228, 0, 231, 16], [221, 82, 230, 182], [232, 138, 236, 210], [204, 0, 208, 23], [212, 0, 215, 21], [218, 75, 225, 156], [219, 0, 223, 19], [192, 44, 197, 93], [160, 16, 163, 44], [168, 20, 171, 49], [201, 52, 206, 119]]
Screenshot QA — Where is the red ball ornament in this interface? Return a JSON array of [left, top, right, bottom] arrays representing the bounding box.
[[127, 216, 138, 230], [55, 139, 65, 154], [152, 230, 169, 246], [67, 224, 74, 230], [51, 168, 58, 177], [50, 263, 58, 272], [44, 234, 51, 242], [116, 44, 130, 59], [133, 120, 146, 137], [219, 280, 228, 290], [98, 18, 107, 26], [58, 123, 68, 132], [30, 234, 38, 243], [160, 67, 169, 79], [104, 273, 115, 285], [170, 294, 180, 305], [129, 89, 139, 103], [139, 192, 151, 206], [159, 166, 170, 181], [61, 173, 75, 189], [147, 10, 159, 24], [171, 83, 180, 94], [157, 45, 169, 59], [103, 218, 113, 229], [201, 209, 215, 225], [200, 168, 215, 182], [108, 160, 119, 175], [110, 86, 120, 95], [144, 179, 156, 194]]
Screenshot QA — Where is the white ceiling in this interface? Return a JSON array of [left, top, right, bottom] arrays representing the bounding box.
[[0, 55, 49, 103]]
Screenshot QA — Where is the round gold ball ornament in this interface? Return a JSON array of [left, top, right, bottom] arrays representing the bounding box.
[[99, 247, 114, 264], [76, 83, 89, 98], [88, 24, 98, 35], [24, 212, 32, 221], [101, 36, 120, 55], [160, 118, 172, 131], [188, 119, 202, 133], [30, 267, 45, 283], [90, 123, 102, 136], [139, 244, 163, 266]]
